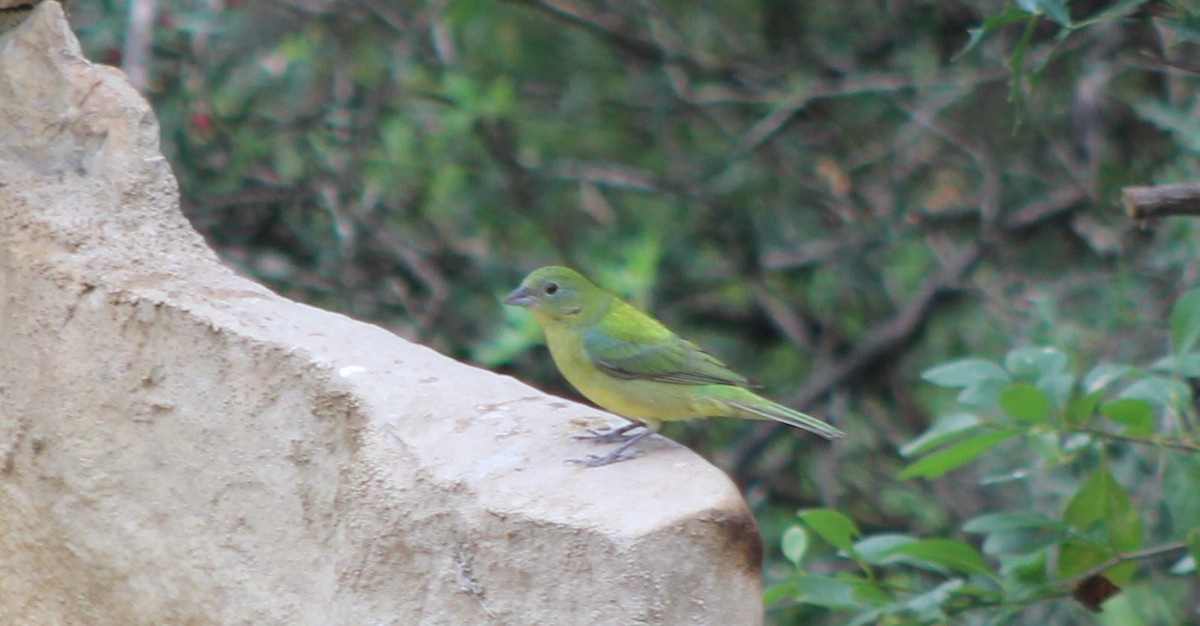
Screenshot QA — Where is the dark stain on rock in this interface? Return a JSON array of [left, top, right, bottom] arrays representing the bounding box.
[[702, 504, 763, 575]]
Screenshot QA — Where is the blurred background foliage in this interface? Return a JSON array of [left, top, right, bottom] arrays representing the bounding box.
[[70, 0, 1200, 622]]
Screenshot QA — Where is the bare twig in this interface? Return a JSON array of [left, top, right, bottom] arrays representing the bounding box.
[[1060, 541, 1189, 588], [1122, 183, 1200, 219], [759, 234, 874, 270], [361, 0, 409, 34], [503, 0, 706, 74], [802, 245, 982, 402], [731, 178, 1092, 476], [1130, 51, 1200, 77], [735, 74, 947, 156], [1078, 427, 1200, 453], [750, 280, 814, 351], [542, 161, 661, 192], [732, 244, 983, 475], [365, 223, 450, 338], [899, 99, 1002, 238], [1003, 186, 1089, 229]]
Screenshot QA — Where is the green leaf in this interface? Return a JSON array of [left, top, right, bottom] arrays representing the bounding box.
[[482, 76, 516, 117], [1029, 0, 1072, 26], [956, 378, 1010, 408], [1037, 373, 1075, 410], [792, 573, 888, 606], [1083, 363, 1134, 393], [791, 575, 859, 609], [998, 383, 1050, 423], [899, 431, 1018, 480], [781, 526, 809, 566], [762, 581, 798, 606], [1120, 376, 1192, 413], [1004, 347, 1073, 408], [963, 512, 1067, 534], [905, 579, 964, 621], [980, 526, 1063, 558], [978, 466, 1038, 486], [1028, 430, 1072, 463], [1004, 346, 1068, 380], [878, 539, 994, 577], [944, 582, 1003, 602], [798, 509, 862, 553], [1172, 289, 1200, 357], [1150, 353, 1200, 377], [1099, 398, 1153, 437], [1062, 468, 1138, 541], [899, 413, 981, 457], [1065, 390, 1103, 427], [1060, 467, 1143, 584], [998, 549, 1049, 582], [965, 513, 1067, 559], [853, 533, 919, 564], [1182, 353, 1200, 377], [956, 5, 1036, 60], [1072, 0, 1152, 28], [922, 358, 1010, 389], [842, 574, 892, 606], [1005, 12, 1039, 124], [1164, 452, 1200, 542]]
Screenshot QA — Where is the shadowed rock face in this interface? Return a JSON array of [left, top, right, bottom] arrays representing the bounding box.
[[0, 2, 58, 34], [0, 4, 762, 625]]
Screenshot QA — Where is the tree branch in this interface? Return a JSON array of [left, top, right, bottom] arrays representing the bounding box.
[[503, 0, 709, 75], [729, 184, 1088, 477], [1078, 427, 1200, 453], [1060, 541, 1189, 588], [731, 244, 983, 476], [1123, 183, 1200, 219]]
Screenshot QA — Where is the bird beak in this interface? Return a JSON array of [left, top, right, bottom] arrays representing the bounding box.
[[503, 286, 534, 307]]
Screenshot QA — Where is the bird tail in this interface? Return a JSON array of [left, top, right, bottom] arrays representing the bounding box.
[[727, 394, 844, 440]]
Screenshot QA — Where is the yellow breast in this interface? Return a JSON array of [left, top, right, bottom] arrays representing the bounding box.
[[539, 321, 715, 422]]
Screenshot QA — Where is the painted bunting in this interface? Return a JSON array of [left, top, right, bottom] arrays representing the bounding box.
[[504, 266, 844, 466]]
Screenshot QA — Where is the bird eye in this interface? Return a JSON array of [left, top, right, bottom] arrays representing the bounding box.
[[544, 282, 559, 295]]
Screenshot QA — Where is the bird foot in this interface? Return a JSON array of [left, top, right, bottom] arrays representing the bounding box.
[[572, 420, 647, 444], [573, 428, 635, 444], [567, 428, 653, 467], [566, 449, 642, 467]]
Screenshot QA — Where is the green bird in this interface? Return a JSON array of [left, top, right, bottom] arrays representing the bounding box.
[[504, 266, 844, 466]]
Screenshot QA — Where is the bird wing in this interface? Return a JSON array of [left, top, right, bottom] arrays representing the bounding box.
[[583, 300, 755, 387]]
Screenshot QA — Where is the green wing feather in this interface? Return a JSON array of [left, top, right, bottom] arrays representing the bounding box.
[[583, 300, 756, 387]]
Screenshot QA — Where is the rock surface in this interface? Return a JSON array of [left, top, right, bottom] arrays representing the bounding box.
[[0, 4, 763, 625]]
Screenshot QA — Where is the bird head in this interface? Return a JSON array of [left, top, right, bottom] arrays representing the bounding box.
[[504, 266, 607, 326]]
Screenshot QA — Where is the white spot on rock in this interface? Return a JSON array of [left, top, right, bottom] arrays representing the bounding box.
[[338, 365, 367, 378]]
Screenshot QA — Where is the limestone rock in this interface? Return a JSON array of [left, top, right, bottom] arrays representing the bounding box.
[[0, 3, 763, 625]]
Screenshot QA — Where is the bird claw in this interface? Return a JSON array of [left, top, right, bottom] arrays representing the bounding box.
[[567, 427, 653, 467], [572, 420, 647, 444], [566, 449, 641, 467], [572, 427, 636, 444]]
